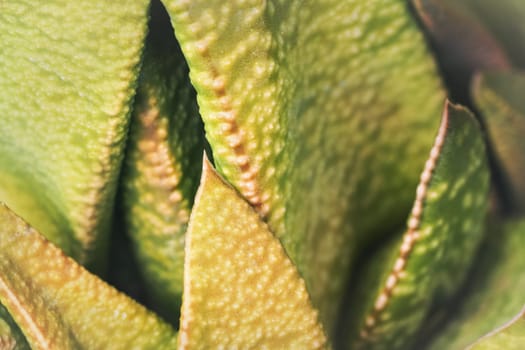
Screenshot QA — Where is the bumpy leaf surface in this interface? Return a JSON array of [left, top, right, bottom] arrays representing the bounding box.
[[473, 71, 525, 211], [121, 1, 204, 323], [178, 159, 328, 349], [428, 219, 525, 349], [163, 0, 445, 329], [0, 204, 178, 349], [0, 0, 149, 269], [345, 102, 489, 349]]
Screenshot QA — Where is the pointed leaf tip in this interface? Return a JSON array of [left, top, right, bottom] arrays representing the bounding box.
[[0, 204, 178, 349], [180, 163, 328, 349], [347, 101, 489, 349]]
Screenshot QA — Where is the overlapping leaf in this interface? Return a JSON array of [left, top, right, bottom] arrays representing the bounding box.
[[120, 1, 204, 323], [344, 102, 489, 349], [0, 0, 150, 270], [0, 203, 178, 349], [472, 70, 525, 211], [178, 159, 328, 349], [163, 0, 445, 329], [0, 304, 29, 350], [469, 308, 525, 349], [428, 219, 525, 349]]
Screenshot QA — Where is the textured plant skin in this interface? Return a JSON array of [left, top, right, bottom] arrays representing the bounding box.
[[0, 0, 150, 271], [120, 1, 204, 323], [1, 0, 525, 349], [164, 0, 444, 330], [0, 204, 178, 349], [179, 158, 327, 349], [345, 102, 489, 349]]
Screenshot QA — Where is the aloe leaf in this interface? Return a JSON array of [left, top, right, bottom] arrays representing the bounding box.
[[178, 158, 328, 349], [0, 203, 178, 349], [472, 70, 525, 211], [345, 102, 490, 349], [427, 219, 525, 349], [469, 308, 525, 349], [0, 0, 150, 270], [120, 0, 204, 323], [163, 0, 445, 330], [0, 304, 29, 350]]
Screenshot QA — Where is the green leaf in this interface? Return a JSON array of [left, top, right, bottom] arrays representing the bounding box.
[[0, 203, 178, 349], [344, 102, 490, 349], [427, 219, 525, 349], [120, 1, 204, 323], [178, 158, 328, 349], [0, 0, 149, 270], [469, 308, 525, 349], [163, 0, 445, 330], [472, 70, 525, 211]]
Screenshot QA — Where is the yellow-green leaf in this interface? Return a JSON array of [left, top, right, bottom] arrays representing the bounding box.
[[0, 203, 178, 349], [163, 0, 445, 330], [179, 158, 328, 349], [120, 1, 204, 323], [469, 308, 525, 349], [0, 0, 149, 270]]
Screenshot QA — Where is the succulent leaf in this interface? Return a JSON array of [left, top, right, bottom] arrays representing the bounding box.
[[0, 0, 150, 270], [428, 219, 525, 349], [469, 308, 525, 349], [472, 70, 525, 211], [345, 102, 490, 349], [412, 0, 511, 73], [461, 0, 525, 69], [163, 0, 445, 329], [412, 0, 525, 102], [121, 0, 204, 323], [178, 158, 328, 349], [0, 304, 29, 350], [0, 203, 178, 349]]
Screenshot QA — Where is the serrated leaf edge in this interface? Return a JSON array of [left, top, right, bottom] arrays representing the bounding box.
[[359, 100, 450, 338]]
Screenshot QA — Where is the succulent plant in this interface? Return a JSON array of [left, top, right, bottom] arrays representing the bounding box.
[[1, 0, 524, 349]]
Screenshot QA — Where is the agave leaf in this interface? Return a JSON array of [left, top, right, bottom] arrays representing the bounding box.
[[0, 0, 149, 270], [472, 70, 525, 211], [469, 308, 525, 349], [120, 0, 204, 323], [345, 102, 489, 349], [163, 0, 445, 329], [178, 158, 328, 349], [0, 203, 178, 349], [427, 219, 525, 349], [0, 304, 29, 350]]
